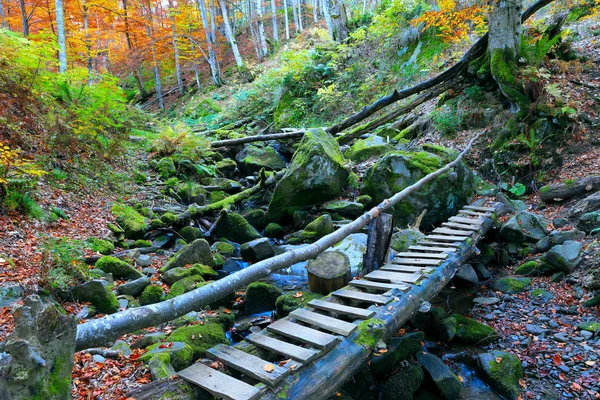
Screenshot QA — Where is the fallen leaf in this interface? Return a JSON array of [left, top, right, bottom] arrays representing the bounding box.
[[553, 353, 562, 366], [495, 357, 502, 363], [264, 363, 275, 373], [572, 382, 582, 391], [293, 292, 303, 298], [278, 359, 292, 367]]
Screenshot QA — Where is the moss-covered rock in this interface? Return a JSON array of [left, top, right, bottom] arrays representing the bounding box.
[[416, 351, 462, 399], [161, 239, 214, 273], [275, 291, 323, 317], [382, 363, 425, 400], [166, 322, 228, 359], [117, 276, 151, 297], [492, 277, 531, 294], [70, 280, 119, 314], [322, 200, 364, 218], [356, 194, 373, 207], [543, 240, 582, 273], [240, 238, 275, 262], [162, 264, 217, 285], [215, 158, 237, 177], [160, 212, 177, 225], [95, 256, 143, 280], [499, 211, 547, 243], [300, 214, 333, 242], [86, 238, 114, 255], [578, 321, 600, 334], [167, 275, 205, 299], [354, 318, 386, 349], [133, 239, 152, 248], [214, 212, 262, 244], [264, 223, 285, 238], [235, 145, 286, 174], [389, 229, 426, 252], [244, 282, 282, 314], [441, 314, 499, 345], [147, 352, 176, 380], [209, 307, 236, 330], [157, 157, 176, 179], [178, 226, 203, 243], [211, 241, 237, 257], [361, 147, 474, 228], [344, 135, 394, 163], [175, 182, 207, 205], [140, 341, 194, 371], [244, 209, 269, 231], [268, 129, 349, 221], [140, 285, 164, 305], [111, 204, 147, 239], [370, 332, 425, 377], [477, 351, 523, 400], [578, 211, 600, 234]]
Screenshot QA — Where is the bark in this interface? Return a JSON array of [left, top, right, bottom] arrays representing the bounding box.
[[198, 0, 222, 85], [283, 0, 290, 38], [291, 0, 299, 32], [322, 0, 334, 40], [75, 132, 482, 350], [168, 0, 184, 96], [255, 0, 269, 57], [362, 213, 394, 274], [297, 0, 303, 31], [209, 129, 306, 147], [122, 0, 149, 99], [82, 0, 93, 84], [312, 0, 317, 22], [126, 378, 203, 400], [270, 0, 278, 41], [0, 0, 5, 28], [19, 0, 29, 36], [219, 0, 244, 68], [55, 0, 68, 72], [539, 176, 600, 203], [331, 0, 348, 41]]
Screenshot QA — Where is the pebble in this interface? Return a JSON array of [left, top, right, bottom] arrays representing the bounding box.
[[526, 324, 547, 335], [136, 254, 153, 267], [554, 333, 569, 343], [92, 355, 106, 363]]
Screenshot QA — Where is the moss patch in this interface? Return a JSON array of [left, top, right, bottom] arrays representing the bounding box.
[[111, 204, 147, 239], [275, 291, 324, 317], [166, 322, 228, 359], [354, 318, 385, 349]]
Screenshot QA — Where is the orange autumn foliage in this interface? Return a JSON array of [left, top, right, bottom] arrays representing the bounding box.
[[412, 0, 488, 43]]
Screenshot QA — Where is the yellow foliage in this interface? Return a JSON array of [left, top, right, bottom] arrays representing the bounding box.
[[0, 143, 46, 186], [412, 0, 488, 43]]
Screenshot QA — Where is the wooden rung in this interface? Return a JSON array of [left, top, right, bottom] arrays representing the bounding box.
[[382, 264, 434, 274], [416, 241, 461, 248], [449, 216, 484, 225], [349, 279, 410, 292], [290, 308, 357, 336], [459, 210, 490, 217], [392, 258, 442, 266], [426, 235, 469, 242], [365, 269, 424, 283], [442, 222, 480, 231], [246, 333, 321, 363], [464, 205, 496, 212], [207, 345, 289, 386], [408, 245, 458, 253], [308, 299, 376, 319], [178, 362, 262, 400], [395, 252, 448, 259], [267, 320, 339, 350], [332, 289, 392, 304], [432, 228, 472, 236]]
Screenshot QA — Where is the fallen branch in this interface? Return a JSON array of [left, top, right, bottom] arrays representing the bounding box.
[[75, 130, 483, 351], [209, 130, 308, 148], [539, 175, 600, 202]]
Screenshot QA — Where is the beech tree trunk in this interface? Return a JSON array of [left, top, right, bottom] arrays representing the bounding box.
[[168, 0, 184, 95], [198, 0, 222, 85], [291, 0, 299, 32], [270, 0, 279, 41], [283, 0, 290, 38], [0, 0, 5, 28], [322, 0, 334, 40], [331, 0, 348, 41], [297, 0, 303, 31], [19, 0, 29, 36], [82, 0, 93, 84], [255, 0, 268, 57], [55, 0, 67, 72], [219, 0, 244, 68]]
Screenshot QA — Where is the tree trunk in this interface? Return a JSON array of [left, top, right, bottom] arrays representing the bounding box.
[[198, 0, 222, 85], [123, 0, 149, 100], [291, 0, 299, 32], [55, 0, 67, 72], [82, 0, 93, 84], [307, 252, 352, 295], [312, 0, 318, 22], [270, 0, 278, 42], [19, 0, 29, 36], [168, 0, 184, 96], [297, 0, 303, 31], [255, 0, 268, 57], [539, 176, 600, 203], [0, 0, 6, 29], [322, 0, 334, 40], [219, 0, 244, 68], [144, 0, 164, 109], [362, 213, 394, 274], [331, 0, 348, 41], [283, 0, 290, 38]]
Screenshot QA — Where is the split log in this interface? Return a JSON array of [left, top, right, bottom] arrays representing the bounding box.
[[307, 251, 352, 295], [539, 175, 600, 202], [209, 130, 307, 148], [362, 213, 394, 274], [75, 131, 483, 351]]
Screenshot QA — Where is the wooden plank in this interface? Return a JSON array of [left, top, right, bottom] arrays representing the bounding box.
[[459, 210, 490, 217], [408, 245, 458, 253], [246, 333, 321, 363], [464, 205, 496, 212], [290, 308, 357, 336], [416, 241, 461, 247], [267, 320, 339, 350], [395, 252, 448, 259], [348, 279, 410, 292], [392, 258, 442, 266], [442, 222, 480, 231], [178, 362, 261, 400], [432, 228, 472, 236], [383, 264, 433, 273], [449, 216, 484, 225], [365, 269, 424, 283], [207, 345, 289, 386], [332, 289, 392, 304], [308, 299, 376, 319], [425, 235, 469, 242]]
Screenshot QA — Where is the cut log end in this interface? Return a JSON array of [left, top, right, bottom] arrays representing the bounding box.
[[307, 251, 351, 295]]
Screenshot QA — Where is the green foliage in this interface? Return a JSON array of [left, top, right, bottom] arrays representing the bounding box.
[[519, 33, 563, 67], [39, 237, 89, 291], [508, 183, 526, 197]]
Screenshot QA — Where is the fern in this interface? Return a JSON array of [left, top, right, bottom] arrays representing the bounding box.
[[520, 33, 562, 67]]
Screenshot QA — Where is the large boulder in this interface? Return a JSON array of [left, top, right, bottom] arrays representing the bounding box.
[[382, 363, 425, 400], [95, 256, 143, 280], [161, 239, 213, 273], [578, 211, 600, 233], [240, 238, 275, 262], [70, 280, 119, 314], [438, 314, 499, 344], [166, 322, 228, 359], [213, 212, 262, 244], [301, 214, 334, 242], [361, 145, 474, 228], [416, 351, 462, 399], [235, 145, 286, 174], [543, 240, 582, 272], [268, 129, 349, 221], [499, 211, 547, 243], [111, 204, 147, 240], [389, 229, 426, 252], [344, 135, 394, 163], [244, 282, 282, 314], [477, 351, 523, 400], [322, 200, 364, 218]]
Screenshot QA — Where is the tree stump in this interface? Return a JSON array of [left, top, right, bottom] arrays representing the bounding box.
[[363, 213, 394, 274], [307, 251, 351, 295]]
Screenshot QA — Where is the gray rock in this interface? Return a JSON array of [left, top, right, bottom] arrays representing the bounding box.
[[477, 351, 523, 400], [0, 283, 23, 307], [454, 264, 479, 286], [416, 352, 462, 399], [222, 259, 243, 273], [472, 297, 501, 306], [244, 282, 282, 314], [382, 363, 424, 400], [569, 191, 600, 218], [117, 276, 150, 297], [136, 254, 153, 267], [330, 233, 368, 276], [147, 353, 176, 380], [526, 324, 547, 335], [389, 229, 426, 252], [344, 134, 394, 163], [111, 340, 132, 357], [161, 238, 213, 272], [93, 354, 106, 363], [474, 263, 492, 280], [536, 236, 552, 252], [71, 280, 119, 314], [578, 211, 600, 233], [370, 332, 425, 376], [235, 145, 286, 174], [499, 211, 547, 243], [322, 200, 364, 218], [553, 217, 569, 228], [544, 240, 582, 272], [240, 238, 275, 262], [549, 230, 585, 245]]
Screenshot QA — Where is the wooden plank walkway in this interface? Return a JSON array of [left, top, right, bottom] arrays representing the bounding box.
[[177, 202, 499, 400]]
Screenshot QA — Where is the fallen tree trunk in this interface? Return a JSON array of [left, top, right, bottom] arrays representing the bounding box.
[[209, 130, 308, 148], [75, 131, 483, 351], [539, 175, 600, 202]]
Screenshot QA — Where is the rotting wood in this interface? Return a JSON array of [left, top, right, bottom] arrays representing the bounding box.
[[539, 175, 600, 202], [75, 131, 482, 350], [362, 213, 394, 274]]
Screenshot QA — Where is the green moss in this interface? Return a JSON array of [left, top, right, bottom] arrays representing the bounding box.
[[356, 195, 372, 207], [300, 214, 333, 242], [86, 238, 114, 255], [212, 241, 236, 257], [449, 314, 499, 345], [95, 256, 142, 280], [493, 277, 531, 294], [209, 307, 236, 330], [209, 190, 228, 204], [422, 144, 459, 159], [167, 276, 205, 299], [190, 263, 218, 279], [161, 212, 177, 225], [213, 253, 224, 268], [157, 157, 176, 179], [354, 318, 385, 349], [275, 291, 323, 317], [265, 222, 285, 238], [166, 322, 228, 359], [484, 352, 523, 399], [564, 179, 576, 187], [578, 321, 600, 333], [491, 48, 515, 84], [244, 209, 269, 230], [214, 212, 262, 243], [133, 239, 152, 248], [151, 219, 167, 229], [140, 285, 164, 305], [111, 204, 147, 239], [245, 282, 282, 314]]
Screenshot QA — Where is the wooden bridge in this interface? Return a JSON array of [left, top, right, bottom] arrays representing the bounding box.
[[174, 203, 499, 400]]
